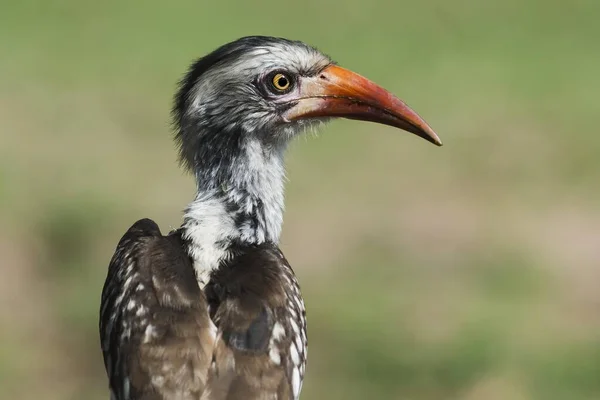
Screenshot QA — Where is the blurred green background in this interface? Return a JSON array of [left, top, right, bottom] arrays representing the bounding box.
[[1, 0, 600, 399]]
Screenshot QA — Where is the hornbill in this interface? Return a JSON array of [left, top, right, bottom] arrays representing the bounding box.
[[100, 36, 441, 400]]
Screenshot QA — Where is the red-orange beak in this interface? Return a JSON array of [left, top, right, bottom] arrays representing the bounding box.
[[282, 65, 442, 146]]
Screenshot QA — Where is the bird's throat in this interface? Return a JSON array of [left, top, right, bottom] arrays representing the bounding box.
[[181, 137, 287, 286]]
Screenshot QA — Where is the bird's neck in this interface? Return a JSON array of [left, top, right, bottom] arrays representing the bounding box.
[[181, 136, 287, 286]]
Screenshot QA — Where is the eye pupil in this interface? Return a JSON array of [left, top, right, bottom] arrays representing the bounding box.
[[271, 73, 291, 91]]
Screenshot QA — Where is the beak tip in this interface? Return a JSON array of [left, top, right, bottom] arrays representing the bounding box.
[[424, 129, 443, 147]]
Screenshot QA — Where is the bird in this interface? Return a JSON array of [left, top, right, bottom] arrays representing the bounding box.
[[99, 35, 441, 400]]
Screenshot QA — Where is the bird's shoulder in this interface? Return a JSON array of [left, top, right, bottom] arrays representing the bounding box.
[[102, 218, 205, 316], [100, 218, 215, 400], [204, 243, 307, 400]]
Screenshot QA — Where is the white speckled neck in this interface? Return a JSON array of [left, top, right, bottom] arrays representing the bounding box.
[[182, 137, 287, 287]]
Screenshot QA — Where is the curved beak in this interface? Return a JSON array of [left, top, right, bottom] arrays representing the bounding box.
[[282, 64, 442, 146]]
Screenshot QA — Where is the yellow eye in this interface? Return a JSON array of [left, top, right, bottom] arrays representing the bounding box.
[[272, 73, 291, 91]]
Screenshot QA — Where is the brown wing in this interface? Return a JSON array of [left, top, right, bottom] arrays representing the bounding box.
[[100, 219, 216, 400], [203, 244, 307, 400]]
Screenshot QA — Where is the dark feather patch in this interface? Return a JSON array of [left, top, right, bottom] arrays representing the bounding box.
[[223, 307, 272, 352], [203, 242, 307, 399]]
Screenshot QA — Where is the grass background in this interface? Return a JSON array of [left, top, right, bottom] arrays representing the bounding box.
[[1, 0, 600, 399]]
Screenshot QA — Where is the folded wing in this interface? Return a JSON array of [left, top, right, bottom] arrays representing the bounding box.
[[100, 221, 306, 400]]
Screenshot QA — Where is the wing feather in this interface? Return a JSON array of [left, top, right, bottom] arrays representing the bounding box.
[[100, 219, 215, 400], [100, 221, 306, 400], [203, 244, 306, 400]]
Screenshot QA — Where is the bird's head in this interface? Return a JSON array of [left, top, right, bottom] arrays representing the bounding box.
[[173, 36, 441, 173]]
